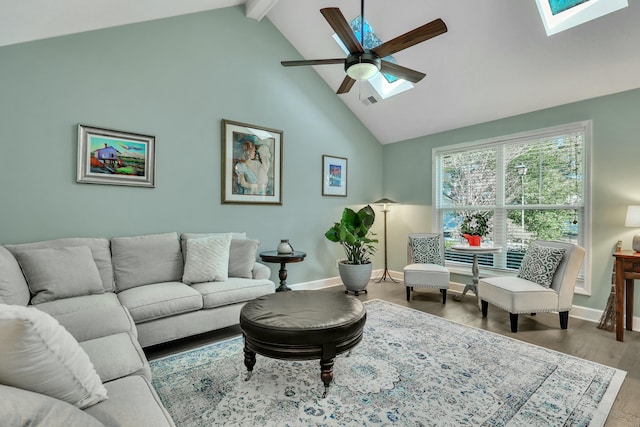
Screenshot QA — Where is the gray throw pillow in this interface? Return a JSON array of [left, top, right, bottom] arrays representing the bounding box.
[[5, 238, 114, 292], [228, 239, 259, 278], [517, 243, 566, 288], [409, 235, 443, 265], [14, 246, 104, 304]]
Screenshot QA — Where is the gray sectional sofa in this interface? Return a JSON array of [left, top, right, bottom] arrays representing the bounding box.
[[0, 231, 275, 426]]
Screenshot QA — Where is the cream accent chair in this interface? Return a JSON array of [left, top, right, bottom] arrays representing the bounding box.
[[403, 233, 450, 303], [478, 240, 585, 333]]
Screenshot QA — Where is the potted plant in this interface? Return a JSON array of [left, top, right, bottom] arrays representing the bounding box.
[[325, 205, 378, 294], [459, 211, 491, 246]]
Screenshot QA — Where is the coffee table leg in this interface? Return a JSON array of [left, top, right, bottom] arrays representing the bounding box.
[[243, 344, 256, 381], [320, 358, 334, 398]]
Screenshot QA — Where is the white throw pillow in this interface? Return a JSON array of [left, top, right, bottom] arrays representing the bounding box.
[[182, 234, 232, 285], [0, 304, 108, 409]]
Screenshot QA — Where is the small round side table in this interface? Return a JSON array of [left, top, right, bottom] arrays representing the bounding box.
[[450, 244, 502, 302], [259, 250, 307, 292]]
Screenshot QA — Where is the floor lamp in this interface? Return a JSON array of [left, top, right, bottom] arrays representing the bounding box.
[[374, 198, 398, 283]]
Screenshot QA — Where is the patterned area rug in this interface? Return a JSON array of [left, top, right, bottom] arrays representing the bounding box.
[[150, 300, 625, 426]]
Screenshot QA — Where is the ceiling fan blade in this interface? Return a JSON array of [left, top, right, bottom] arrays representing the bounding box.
[[336, 75, 356, 94], [380, 61, 426, 84], [372, 18, 447, 58], [281, 59, 345, 67], [320, 8, 364, 54]]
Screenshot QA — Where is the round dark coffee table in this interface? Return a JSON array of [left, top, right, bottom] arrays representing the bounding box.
[[239, 290, 366, 397]]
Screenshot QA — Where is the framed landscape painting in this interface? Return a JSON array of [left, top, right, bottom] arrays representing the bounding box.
[[221, 119, 283, 205], [322, 155, 347, 197], [77, 124, 155, 187]]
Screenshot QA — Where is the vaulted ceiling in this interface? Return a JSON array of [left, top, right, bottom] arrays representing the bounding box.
[[2, 0, 639, 144]]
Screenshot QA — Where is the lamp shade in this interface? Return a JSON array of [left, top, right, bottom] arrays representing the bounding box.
[[625, 205, 640, 252], [373, 198, 397, 205], [625, 205, 640, 227]]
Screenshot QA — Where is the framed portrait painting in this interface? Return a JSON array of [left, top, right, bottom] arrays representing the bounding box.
[[322, 155, 347, 197], [77, 124, 155, 187], [221, 119, 283, 205]]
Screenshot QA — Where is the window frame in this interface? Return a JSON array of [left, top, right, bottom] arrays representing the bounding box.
[[432, 121, 592, 295]]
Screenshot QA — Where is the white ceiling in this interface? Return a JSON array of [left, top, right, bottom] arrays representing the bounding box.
[[2, 0, 639, 144]]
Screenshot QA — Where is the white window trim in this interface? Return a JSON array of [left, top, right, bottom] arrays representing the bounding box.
[[432, 121, 592, 295]]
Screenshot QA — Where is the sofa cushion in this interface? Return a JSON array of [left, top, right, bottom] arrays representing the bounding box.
[[182, 234, 232, 284], [478, 275, 559, 313], [517, 243, 566, 288], [14, 246, 105, 304], [0, 383, 105, 427], [84, 376, 175, 427], [80, 332, 150, 383], [117, 282, 203, 323], [0, 304, 107, 409], [0, 246, 30, 306], [35, 293, 121, 318], [5, 237, 114, 292], [111, 232, 183, 291], [229, 239, 260, 278], [54, 305, 138, 343], [191, 277, 276, 309]]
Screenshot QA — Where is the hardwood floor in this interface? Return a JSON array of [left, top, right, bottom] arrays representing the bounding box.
[[145, 280, 640, 426]]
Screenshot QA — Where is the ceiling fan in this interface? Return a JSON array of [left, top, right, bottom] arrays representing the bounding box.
[[281, 0, 448, 94]]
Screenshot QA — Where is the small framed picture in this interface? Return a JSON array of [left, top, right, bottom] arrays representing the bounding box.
[[221, 119, 283, 205], [77, 124, 155, 187], [322, 155, 347, 197]]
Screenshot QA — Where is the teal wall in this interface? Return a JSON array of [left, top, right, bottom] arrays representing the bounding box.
[[383, 87, 640, 312], [0, 6, 384, 284]]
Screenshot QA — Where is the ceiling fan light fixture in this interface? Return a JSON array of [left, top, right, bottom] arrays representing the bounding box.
[[345, 52, 381, 80]]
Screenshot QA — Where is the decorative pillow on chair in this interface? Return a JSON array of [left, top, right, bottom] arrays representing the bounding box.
[[0, 304, 108, 409], [182, 234, 232, 285], [517, 243, 566, 288], [409, 235, 443, 265], [13, 246, 105, 304]]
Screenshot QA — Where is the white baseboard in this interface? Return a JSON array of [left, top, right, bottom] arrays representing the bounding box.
[[289, 270, 639, 332]]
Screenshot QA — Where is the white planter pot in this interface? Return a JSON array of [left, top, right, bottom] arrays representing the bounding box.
[[338, 262, 372, 295]]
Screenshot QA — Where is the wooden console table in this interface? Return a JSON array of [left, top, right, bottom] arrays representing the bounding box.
[[613, 250, 640, 341]]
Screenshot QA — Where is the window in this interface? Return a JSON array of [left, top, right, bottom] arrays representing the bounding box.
[[433, 121, 591, 294], [535, 0, 628, 36]]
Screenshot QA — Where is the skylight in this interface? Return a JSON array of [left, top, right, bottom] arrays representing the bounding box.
[[332, 16, 413, 100], [535, 0, 628, 36]]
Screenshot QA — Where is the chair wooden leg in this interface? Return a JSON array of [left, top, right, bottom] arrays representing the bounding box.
[[406, 286, 411, 301], [440, 289, 447, 304], [481, 300, 488, 318], [509, 313, 519, 333], [559, 311, 569, 329]]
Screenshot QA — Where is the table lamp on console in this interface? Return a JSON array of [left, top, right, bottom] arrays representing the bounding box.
[[624, 205, 640, 252]]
